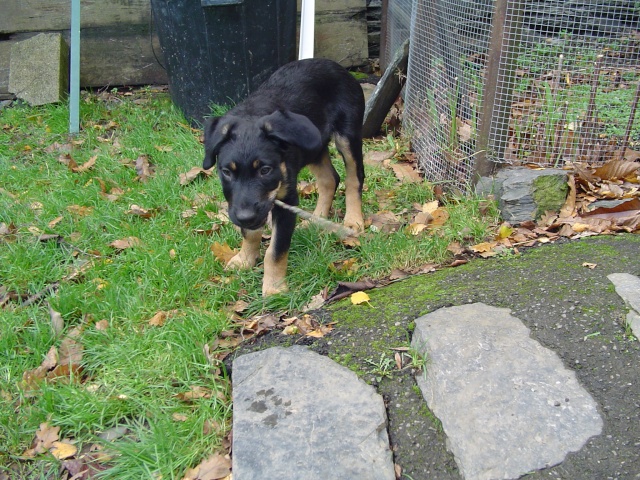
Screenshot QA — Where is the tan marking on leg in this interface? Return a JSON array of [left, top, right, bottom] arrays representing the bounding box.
[[261, 220, 288, 296], [226, 228, 262, 270], [307, 149, 337, 218], [334, 135, 364, 231], [262, 243, 289, 296]]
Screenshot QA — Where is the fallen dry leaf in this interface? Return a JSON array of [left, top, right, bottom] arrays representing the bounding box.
[[95, 319, 109, 331], [391, 162, 422, 183], [70, 155, 97, 173], [148, 311, 168, 327], [180, 167, 212, 186], [211, 242, 237, 264], [182, 453, 231, 480], [47, 303, 64, 336], [67, 205, 93, 217], [109, 236, 141, 250], [593, 160, 639, 181], [135, 155, 154, 182], [350, 291, 371, 306], [126, 204, 157, 219], [50, 441, 78, 460]]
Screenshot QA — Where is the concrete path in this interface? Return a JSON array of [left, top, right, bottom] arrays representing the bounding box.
[[231, 261, 640, 478]]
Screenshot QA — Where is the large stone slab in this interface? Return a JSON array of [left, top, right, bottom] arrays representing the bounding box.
[[9, 33, 69, 106], [608, 273, 640, 340], [476, 167, 568, 223], [607, 273, 640, 314], [411, 303, 602, 480], [232, 346, 395, 480]]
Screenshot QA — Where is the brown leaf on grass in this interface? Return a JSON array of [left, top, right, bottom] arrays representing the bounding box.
[[70, 155, 97, 173], [369, 211, 402, 233], [67, 205, 94, 217], [126, 204, 157, 219], [297, 181, 318, 197], [48, 216, 64, 228], [330, 258, 359, 275], [21, 346, 59, 393], [109, 236, 141, 250], [179, 167, 213, 186], [364, 149, 395, 166], [176, 385, 213, 402], [50, 441, 78, 460], [135, 155, 154, 182], [341, 235, 360, 247], [429, 208, 449, 227], [148, 311, 168, 327], [45, 142, 73, 154], [50, 325, 84, 379], [58, 153, 77, 169], [23, 422, 61, 457], [302, 290, 327, 312], [391, 162, 422, 183], [95, 319, 109, 331], [406, 223, 428, 235], [182, 453, 231, 480], [48, 303, 64, 336], [211, 242, 237, 264], [447, 241, 466, 256], [231, 299, 250, 314]]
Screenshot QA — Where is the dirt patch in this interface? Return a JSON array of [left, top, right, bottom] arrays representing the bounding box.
[[229, 234, 640, 479]]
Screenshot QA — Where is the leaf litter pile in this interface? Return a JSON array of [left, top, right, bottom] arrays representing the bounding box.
[[1, 86, 639, 479]]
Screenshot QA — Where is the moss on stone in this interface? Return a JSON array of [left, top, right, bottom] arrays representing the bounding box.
[[532, 174, 569, 218]]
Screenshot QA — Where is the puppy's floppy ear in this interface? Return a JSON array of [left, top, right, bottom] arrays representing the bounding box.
[[203, 117, 235, 170], [259, 110, 323, 153]]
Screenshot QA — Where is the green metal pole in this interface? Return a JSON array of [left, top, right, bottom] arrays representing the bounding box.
[[69, 0, 80, 134]]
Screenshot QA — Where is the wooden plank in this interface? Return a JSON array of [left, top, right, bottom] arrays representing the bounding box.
[[362, 39, 409, 138], [1, 0, 151, 34], [0, 27, 167, 94]]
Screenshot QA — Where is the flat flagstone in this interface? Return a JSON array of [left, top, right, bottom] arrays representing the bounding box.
[[608, 272, 640, 314], [232, 346, 395, 480], [411, 302, 603, 480], [608, 273, 640, 340]]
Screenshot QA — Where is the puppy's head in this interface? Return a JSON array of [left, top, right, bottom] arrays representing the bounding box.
[[203, 110, 322, 230]]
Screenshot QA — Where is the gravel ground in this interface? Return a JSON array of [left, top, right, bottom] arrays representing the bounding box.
[[231, 234, 640, 479]]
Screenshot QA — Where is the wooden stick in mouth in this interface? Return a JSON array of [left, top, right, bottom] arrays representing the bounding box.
[[273, 199, 358, 239]]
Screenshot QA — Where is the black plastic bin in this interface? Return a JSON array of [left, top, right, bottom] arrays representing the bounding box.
[[151, 0, 297, 125]]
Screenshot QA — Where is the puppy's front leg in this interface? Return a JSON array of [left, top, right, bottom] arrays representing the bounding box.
[[226, 228, 262, 270], [262, 204, 295, 296]]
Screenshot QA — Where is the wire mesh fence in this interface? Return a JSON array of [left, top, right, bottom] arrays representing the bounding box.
[[390, 0, 640, 189]]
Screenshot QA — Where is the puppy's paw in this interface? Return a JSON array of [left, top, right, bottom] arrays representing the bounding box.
[[262, 280, 289, 297], [226, 252, 258, 270], [343, 213, 365, 233]]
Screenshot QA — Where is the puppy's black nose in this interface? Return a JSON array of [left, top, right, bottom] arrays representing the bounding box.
[[233, 208, 262, 228]]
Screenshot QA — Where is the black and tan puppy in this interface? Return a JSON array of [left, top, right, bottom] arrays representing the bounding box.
[[203, 58, 365, 296]]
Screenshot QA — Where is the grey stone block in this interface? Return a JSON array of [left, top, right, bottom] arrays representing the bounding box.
[[9, 33, 69, 106], [412, 303, 603, 480], [232, 346, 395, 480], [607, 273, 640, 314], [476, 167, 569, 223]]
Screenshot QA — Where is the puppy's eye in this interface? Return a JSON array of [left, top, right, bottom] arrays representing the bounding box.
[[259, 166, 273, 176], [221, 168, 232, 178]]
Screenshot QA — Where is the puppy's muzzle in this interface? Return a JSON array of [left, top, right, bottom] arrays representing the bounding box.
[[230, 202, 273, 230]]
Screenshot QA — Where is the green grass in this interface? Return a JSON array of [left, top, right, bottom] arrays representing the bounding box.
[[0, 89, 497, 478]]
